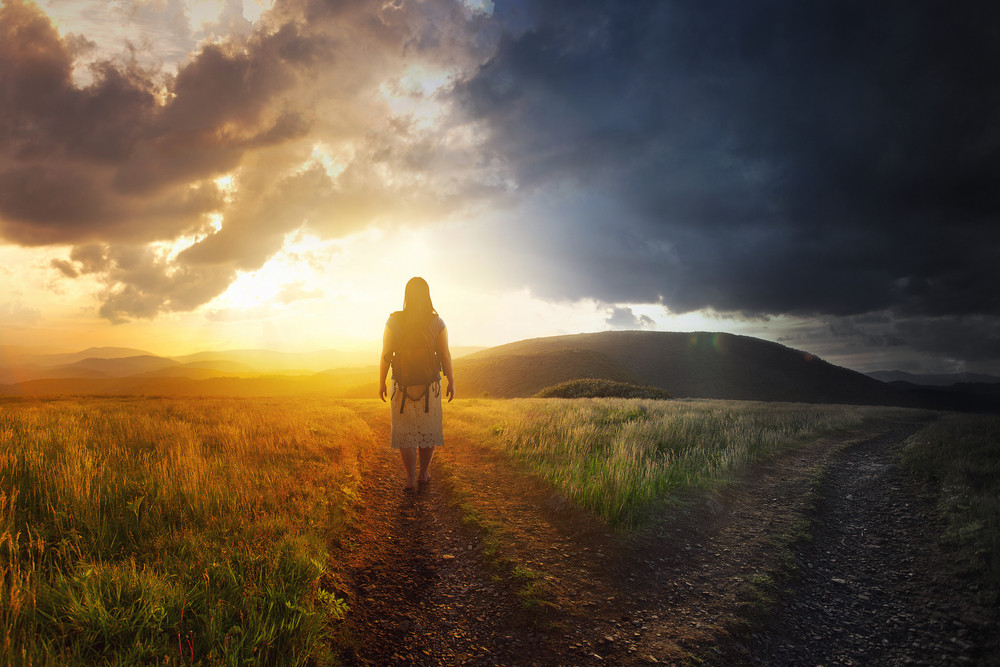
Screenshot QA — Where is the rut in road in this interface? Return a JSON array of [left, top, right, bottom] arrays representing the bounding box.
[[745, 420, 998, 666]]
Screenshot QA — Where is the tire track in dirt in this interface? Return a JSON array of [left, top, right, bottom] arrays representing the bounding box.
[[743, 420, 999, 666]]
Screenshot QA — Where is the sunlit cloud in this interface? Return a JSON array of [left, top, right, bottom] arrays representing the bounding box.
[[380, 63, 455, 129], [309, 144, 350, 181], [186, 0, 226, 32], [241, 0, 269, 23], [206, 230, 338, 313]]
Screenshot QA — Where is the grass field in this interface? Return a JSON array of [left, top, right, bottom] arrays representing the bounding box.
[[0, 397, 370, 665], [1, 395, 991, 663], [901, 413, 1000, 590], [446, 398, 924, 527]]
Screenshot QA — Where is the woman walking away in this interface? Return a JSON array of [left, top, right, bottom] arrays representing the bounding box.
[[379, 277, 455, 492]]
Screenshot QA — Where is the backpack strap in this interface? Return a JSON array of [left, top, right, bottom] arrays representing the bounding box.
[[396, 383, 434, 414]]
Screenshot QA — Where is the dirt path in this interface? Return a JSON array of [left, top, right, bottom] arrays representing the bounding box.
[[335, 410, 997, 665], [336, 409, 550, 665], [743, 421, 998, 666]]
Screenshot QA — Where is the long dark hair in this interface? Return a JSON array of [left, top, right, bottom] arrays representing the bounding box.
[[401, 276, 437, 329]]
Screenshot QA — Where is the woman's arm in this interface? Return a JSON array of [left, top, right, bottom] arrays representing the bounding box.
[[379, 325, 393, 401], [437, 326, 455, 401]]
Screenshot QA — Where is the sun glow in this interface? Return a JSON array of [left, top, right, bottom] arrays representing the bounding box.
[[152, 209, 226, 264], [214, 174, 235, 195], [206, 231, 337, 313]]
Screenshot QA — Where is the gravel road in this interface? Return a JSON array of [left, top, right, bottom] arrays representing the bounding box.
[[745, 421, 997, 666]]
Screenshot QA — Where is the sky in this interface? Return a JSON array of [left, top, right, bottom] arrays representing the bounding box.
[[1, 0, 998, 374]]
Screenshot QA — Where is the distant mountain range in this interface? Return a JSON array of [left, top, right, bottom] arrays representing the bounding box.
[[866, 370, 1000, 386], [1, 334, 997, 412], [0, 344, 486, 379], [0, 346, 374, 377]]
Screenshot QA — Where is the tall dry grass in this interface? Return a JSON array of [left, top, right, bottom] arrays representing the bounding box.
[[447, 398, 923, 528], [0, 397, 373, 665]]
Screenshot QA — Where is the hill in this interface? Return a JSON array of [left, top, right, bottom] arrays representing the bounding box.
[[460, 331, 898, 404], [65, 355, 181, 376], [170, 349, 371, 373], [0, 374, 358, 398], [454, 348, 642, 398], [18, 347, 157, 367]]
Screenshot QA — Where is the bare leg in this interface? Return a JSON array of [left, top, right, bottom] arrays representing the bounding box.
[[399, 447, 417, 489], [418, 446, 434, 483]]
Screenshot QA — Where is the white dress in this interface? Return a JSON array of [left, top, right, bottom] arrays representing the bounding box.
[[390, 380, 443, 449]]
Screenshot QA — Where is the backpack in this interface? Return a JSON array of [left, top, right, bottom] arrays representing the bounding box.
[[391, 316, 441, 414]]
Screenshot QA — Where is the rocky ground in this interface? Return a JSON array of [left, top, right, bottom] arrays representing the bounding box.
[[742, 423, 996, 666], [334, 412, 998, 665]]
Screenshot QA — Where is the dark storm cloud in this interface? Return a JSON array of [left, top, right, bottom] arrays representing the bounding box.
[[47, 241, 233, 323], [0, 0, 297, 243], [454, 0, 1000, 321], [826, 313, 1000, 365], [605, 306, 655, 330]]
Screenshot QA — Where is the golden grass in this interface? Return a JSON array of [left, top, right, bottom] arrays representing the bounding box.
[[0, 397, 374, 665]]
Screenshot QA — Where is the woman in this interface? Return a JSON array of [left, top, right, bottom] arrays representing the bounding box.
[[379, 277, 455, 492]]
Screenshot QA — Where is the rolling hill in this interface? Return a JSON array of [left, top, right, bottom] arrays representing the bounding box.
[[65, 355, 181, 376], [454, 348, 643, 398], [15, 347, 157, 367], [457, 331, 898, 404]]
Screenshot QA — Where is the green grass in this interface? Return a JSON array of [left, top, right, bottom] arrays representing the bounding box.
[[448, 398, 921, 529], [901, 414, 1000, 589], [0, 397, 369, 665]]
